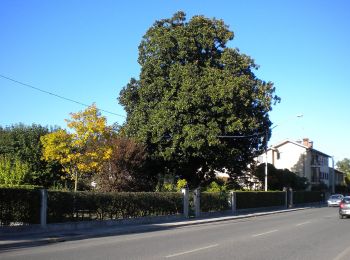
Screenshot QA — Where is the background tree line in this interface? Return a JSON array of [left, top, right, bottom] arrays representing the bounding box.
[[0, 106, 156, 191]]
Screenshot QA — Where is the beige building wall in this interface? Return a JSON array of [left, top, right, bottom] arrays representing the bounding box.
[[267, 142, 307, 177], [264, 139, 331, 189]]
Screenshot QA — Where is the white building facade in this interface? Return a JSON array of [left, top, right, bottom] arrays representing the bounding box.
[[263, 138, 332, 188]]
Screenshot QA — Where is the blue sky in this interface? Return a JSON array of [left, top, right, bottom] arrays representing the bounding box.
[[1, 0, 349, 162]]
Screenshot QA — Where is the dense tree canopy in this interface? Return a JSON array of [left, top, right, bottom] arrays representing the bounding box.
[[119, 12, 279, 187], [0, 124, 63, 187]]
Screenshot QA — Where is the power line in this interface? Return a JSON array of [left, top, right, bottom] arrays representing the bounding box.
[[0, 74, 126, 118], [217, 132, 264, 138]]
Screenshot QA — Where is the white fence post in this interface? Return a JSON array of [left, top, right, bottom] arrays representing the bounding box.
[[283, 187, 288, 208], [289, 188, 293, 208], [194, 187, 201, 218], [230, 191, 236, 214], [40, 189, 47, 227], [181, 188, 189, 218]]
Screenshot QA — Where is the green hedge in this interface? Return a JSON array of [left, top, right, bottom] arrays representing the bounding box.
[[0, 187, 41, 225], [236, 191, 285, 209], [47, 191, 183, 223], [201, 192, 230, 212], [0, 184, 43, 189], [293, 191, 325, 204]]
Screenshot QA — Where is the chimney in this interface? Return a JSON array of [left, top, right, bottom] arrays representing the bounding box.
[[303, 138, 313, 148]]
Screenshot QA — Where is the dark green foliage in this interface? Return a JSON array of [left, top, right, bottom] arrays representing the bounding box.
[[0, 184, 43, 189], [335, 185, 349, 194], [253, 163, 309, 191], [119, 12, 279, 188], [336, 158, 350, 186], [0, 124, 64, 187], [0, 187, 41, 225], [336, 158, 350, 175], [236, 191, 285, 209], [293, 191, 325, 204], [201, 192, 230, 212], [47, 191, 183, 223], [310, 182, 328, 191]]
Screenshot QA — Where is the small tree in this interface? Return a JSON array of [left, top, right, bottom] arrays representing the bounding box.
[[41, 104, 112, 191], [96, 137, 156, 192]]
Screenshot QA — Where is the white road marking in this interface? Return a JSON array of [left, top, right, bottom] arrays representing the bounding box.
[[296, 221, 311, 226], [252, 229, 278, 237], [165, 244, 219, 258]]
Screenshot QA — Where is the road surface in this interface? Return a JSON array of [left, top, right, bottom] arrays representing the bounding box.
[[1, 207, 349, 260]]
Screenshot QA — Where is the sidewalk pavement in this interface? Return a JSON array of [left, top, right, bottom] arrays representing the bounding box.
[[0, 206, 321, 251]]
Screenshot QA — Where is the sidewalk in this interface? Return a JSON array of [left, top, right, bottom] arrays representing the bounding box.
[[0, 206, 320, 251]]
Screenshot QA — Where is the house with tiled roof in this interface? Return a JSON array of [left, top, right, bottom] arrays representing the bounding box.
[[260, 138, 344, 190]]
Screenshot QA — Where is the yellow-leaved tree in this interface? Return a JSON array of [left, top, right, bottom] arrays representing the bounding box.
[[41, 104, 112, 191]]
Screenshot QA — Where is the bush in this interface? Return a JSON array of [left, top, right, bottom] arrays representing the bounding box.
[[204, 181, 226, 192], [236, 191, 285, 209], [47, 191, 183, 223], [0, 187, 41, 225], [176, 179, 188, 192], [0, 184, 43, 189], [0, 156, 31, 185], [293, 191, 325, 204], [201, 192, 230, 212], [335, 185, 348, 194]]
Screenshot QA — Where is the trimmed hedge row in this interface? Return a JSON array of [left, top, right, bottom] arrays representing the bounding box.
[[0, 187, 41, 225], [201, 192, 230, 212], [0, 188, 326, 226], [236, 191, 285, 209], [293, 191, 325, 204], [47, 191, 183, 223]]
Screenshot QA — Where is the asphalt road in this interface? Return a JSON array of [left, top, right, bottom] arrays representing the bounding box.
[[1, 207, 350, 260]]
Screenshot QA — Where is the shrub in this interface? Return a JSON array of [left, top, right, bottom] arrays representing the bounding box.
[[0, 156, 31, 185], [293, 191, 325, 204], [236, 191, 285, 209], [201, 192, 230, 212], [47, 191, 183, 223], [0, 187, 41, 225], [176, 179, 188, 192]]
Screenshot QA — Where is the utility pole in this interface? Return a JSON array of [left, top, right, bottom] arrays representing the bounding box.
[[265, 130, 268, 191], [332, 156, 335, 193], [264, 114, 303, 192]]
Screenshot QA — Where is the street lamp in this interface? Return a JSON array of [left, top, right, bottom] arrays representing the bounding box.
[[264, 114, 303, 191]]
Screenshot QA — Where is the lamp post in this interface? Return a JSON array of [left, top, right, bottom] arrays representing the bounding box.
[[264, 114, 303, 191]]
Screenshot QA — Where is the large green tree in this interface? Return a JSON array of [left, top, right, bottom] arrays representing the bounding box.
[[119, 12, 279, 187]]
